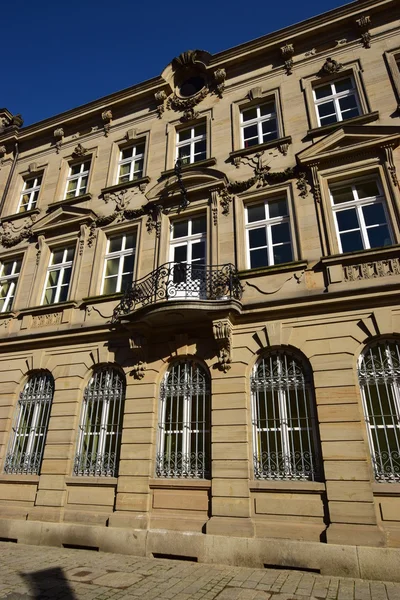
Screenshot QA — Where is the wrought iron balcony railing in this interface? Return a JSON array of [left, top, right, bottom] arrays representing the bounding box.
[[113, 262, 242, 320]]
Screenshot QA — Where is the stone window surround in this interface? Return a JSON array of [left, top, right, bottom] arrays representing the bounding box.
[[165, 110, 212, 173], [104, 129, 150, 190], [54, 145, 98, 204], [383, 47, 400, 111], [230, 87, 286, 154], [88, 220, 141, 298], [235, 182, 299, 273], [7, 163, 47, 218], [318, 162, 400, 257], [300, 60, 372, 132], [0, 247, 27, 313]]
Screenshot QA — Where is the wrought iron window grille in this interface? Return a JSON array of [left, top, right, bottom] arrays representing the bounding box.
[[251, 352, 320, 481], [358, 340, 400, 483], [74, 367, 125, 477], [4, 372, 54, 475]]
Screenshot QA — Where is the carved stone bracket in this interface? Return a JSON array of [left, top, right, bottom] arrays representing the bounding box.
[[214, 68, 227, 97], [72, 143, 88, 158], [155, 90, 168, 118], [0, 145, 6, 168], [210, 188, 219, 225], [319, 57, 342, 76], [101, 109, 112, 136], [296, 171, 309, 198], [36, 235, 45, 265], [382, 144, 398, 187], [356, 14, 371, 48], [309, 162, 322, 203], [213, 318, 233, 373], [281, 43, 294, 75], [129, 335, 147, 380], [247, 87, 263, 101], [79, 224, 89, 256], [54, 128, 64, 153]]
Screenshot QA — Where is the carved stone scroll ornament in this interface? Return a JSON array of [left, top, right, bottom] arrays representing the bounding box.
[[382, 144, 398, 187], [54, 128, 64, 153], [213, 318, 233, 373], [101, 109, 112, 136], [214, 68, 227, 98], [129, 335, 147, 380], [319, 57, 342, 76], [72, 143, 88, 158], [0, 145, 6, 168], [281, 43, 294, 75], [356, 15, 371, 49], [155, 90, 167, 118], [166, 85, 209, 117], [309, 162, 322, 203], [344, 257, 400, 281]]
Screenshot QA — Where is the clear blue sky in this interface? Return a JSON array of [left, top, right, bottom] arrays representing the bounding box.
[[4, 0, 350, 126]]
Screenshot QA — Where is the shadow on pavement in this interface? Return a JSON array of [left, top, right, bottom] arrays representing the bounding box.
[[17, 567, 77, 599]]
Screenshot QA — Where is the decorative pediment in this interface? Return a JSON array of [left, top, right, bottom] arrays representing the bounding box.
[[31, 206, 97, 235], [297, 125, 400, 165]]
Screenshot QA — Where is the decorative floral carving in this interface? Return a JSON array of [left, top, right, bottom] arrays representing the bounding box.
[[344, 257, 400, 281], [310, 163, 321, 203], [101, 109, 112, 136], [0, 145, 6, 168], [319, 57, 342, 76], [382, 144, 398, 187], [180, 107, 199, 122], [32, 313, 63, 328], [214, 68, 226, 97], [155, 90, 167, 118], [11, 114, 23, 128], [72, 143, 88, 158], [167, 85, 209, 115], [281, 43, 294, 75], [0, 216, 36, 248], [356, 15, 371, 48], [173, 50, 199, 68], [296, 172, 309, 198], [213, 318, 233, 373], [129, 335, 147, 380], [54, 128, 64, 153]]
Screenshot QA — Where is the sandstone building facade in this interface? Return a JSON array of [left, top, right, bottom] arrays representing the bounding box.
[[0, 0, 400, 580]]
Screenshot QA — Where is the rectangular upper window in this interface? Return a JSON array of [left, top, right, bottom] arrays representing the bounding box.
[[101, 232, 136, 295], [41, 247, 75, 305], [65, 161, 90, 199], [313, 77, 360, 127], [240, 102, 278, 148], [176, 124, 206, 165], [330, 179, 393, 253], [246, 198, 293, 269], [117, 143, 145, 184], [0, 257, 22, 312], [18, 176, 42, 213]]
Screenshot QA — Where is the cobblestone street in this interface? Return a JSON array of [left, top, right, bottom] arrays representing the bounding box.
[[0, 542, 399, 600]]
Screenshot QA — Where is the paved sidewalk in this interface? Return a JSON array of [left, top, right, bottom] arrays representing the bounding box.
[[0, 542, 399, 600]]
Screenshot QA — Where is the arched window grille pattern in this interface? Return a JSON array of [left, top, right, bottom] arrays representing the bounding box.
[[74, 366, 125, 477], [4, 372, 54, 475], [156, 360, 211, 479], [358, 340, 400, 483], [251, 351, 320, 481]]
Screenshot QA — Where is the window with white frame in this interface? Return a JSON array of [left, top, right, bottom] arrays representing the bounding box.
[[170, 215, 207, 293], [4, 371, 54, 475], [117, 142, 145, 184], [176, 123, 206, 165], [65, 161, 90, 199], [0, 257, 22, 312], [358, 340, 400, 483], [156, 360, 210, 479], [330, 178, 393, 253], [101, 232, 136, 295], [251, 350, 320, 481], [74, 366, 125, 477], [41, 247, 75, 305], [245, 198, 293, 269], [240, 102, 278, 148], [313, 77, 360, 127], [18, 175, 42, 212]]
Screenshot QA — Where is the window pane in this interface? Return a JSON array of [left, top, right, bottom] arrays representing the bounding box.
[[331, 185, 354, 205], [121, 273, 133, 292], [51, 249, 64, 265], [262, 119, 277, 137], [70, 164, 81, 176], [271, 222, 290, 244], [340, 230, 364, 252], [119, 163, 130, 177], [62, 267, 72, 285], [178, 129, 191, 142], [122, 254, 134, 274], [66, 248, 75, 262], [44, 287, 57, 304], [314, 84, 332, 100], [250, 248, 268, 269], [174, 245, 187, 263], [58, 286, 69, 303], [260, 103, 275, 116], [192, 215, 207, 234], [192, 241, 206, 262], [363, 203, 386, 227], [173, 221, 188, 239], [178, 146, 190, 164], [103, 277, 117, 295], [109, 236, 123, 253], [273, 244, 293, 264], [336, 208, 359, 232], [105, 258, 119, 277], [320, 114, 339, 126], [334, 78, 352, 93], [194, 140, 206, 155], [318, 101, 336, 118], [135, 143, 145, 156], [121, 147, 133, 160], [368, 225, 392, 248], [242, 107, 258, 122], [249, 227, 267, 249], [47, 270, 59, 287], [194, 124, 206, 137], [338, 95, 358, 111], [269, 199, 288, 218], [247, 203, 265, 223], [125, 233, 136, 250], [356, 180, 379, 199]]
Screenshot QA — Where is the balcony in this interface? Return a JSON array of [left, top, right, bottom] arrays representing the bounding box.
[[112, 262, 242, 322]]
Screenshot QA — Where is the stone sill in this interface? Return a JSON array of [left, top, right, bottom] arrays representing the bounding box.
[[161, 157, 217, 177], [101, 176, 150, 196], [249, 480, 325, 493], [307, 111, 379, 138], [372, 482, 400, 496], [18, 301, 77, 316], [65, 476, 118, 486], [0, 475, 40, 484], [238, 260, 308, 279], [320, 244, 400, 267], [81, 293, 124, 306], [229, 136, 292, 162], [149, 478, 211, 490], [49, 193, 92, 209], [1, 208, 41, 224]]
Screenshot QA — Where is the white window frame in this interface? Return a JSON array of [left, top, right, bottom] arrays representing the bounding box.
[[313, 76, 361, 127], [0, 257, 21, 312], [101, 233, 136, 295], [41, 247, 75, 305], [18, 176, 42, 213], [176, 124, 207, 165], [169, 215, 207, 266], [330, 178, 393, 253], [117, 143, 145, 184], [240, 102, 278, 148], [245, 198, 293, 269], [64, 161, 90, 199]]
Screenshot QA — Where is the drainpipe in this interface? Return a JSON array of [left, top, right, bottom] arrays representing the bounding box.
[[0, 142, 19, 215], [232, 195, 238, 271]]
